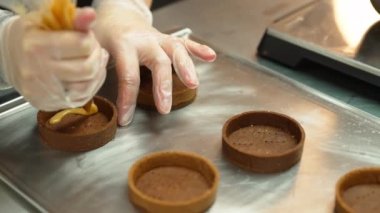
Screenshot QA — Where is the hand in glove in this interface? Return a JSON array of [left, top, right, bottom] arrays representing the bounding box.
[[93, 0, 217, 126], [0, 8, 109, 111]]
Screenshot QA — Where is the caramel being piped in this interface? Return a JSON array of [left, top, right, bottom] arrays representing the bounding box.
[[38, 0, 99, 124], [49, 101, 98, 124]]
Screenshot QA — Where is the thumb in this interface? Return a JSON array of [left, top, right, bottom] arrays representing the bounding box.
[[73, 7, 96, 32]]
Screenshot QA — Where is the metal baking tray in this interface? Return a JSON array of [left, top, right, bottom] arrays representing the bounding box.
[[0, 47, 379, 212]]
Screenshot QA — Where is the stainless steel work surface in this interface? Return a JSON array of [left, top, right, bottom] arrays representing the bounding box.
[[153, 0, 315, 61], [0, 181, 31, 213], [260, 0, 380, 85], [0, 52, 380, 213], [271, 0, 380, 65]]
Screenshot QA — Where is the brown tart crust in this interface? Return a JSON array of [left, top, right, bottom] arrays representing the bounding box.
[[128, 151, 219, 213], [222, 111, 305, 173], [37, 96, 117, 152], [335, 167, 380, 213], [137, 66, 197, 111]]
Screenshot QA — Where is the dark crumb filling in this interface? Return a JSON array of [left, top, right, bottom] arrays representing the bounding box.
[[228, 125, 297, 155], [136, 166, 210, 202]]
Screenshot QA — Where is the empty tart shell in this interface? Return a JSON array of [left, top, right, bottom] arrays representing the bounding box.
[[335, 167, 380, 213], [222, 111, 305, 173], [137, 66, 197, 111], [128, 151, 219, 213], [37, 96, 117, 152]]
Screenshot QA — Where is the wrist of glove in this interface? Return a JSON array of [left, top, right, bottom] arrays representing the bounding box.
[[93, 0, 152, 25], [93, 0, 153, 52]]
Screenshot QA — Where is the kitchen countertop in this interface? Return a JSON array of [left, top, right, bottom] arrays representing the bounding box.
[[153, 0, 380, 117], [0, 175, 37, 212], [0, 0, 379, 211]]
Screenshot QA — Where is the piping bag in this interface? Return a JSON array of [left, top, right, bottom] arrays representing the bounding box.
[[36, 0, 98, 128]]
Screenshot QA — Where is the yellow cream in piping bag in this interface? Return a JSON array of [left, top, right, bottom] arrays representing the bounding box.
[[40, 0, 75, 30], [39, 0, 98, 124]]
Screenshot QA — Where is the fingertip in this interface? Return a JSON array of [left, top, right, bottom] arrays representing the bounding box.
[[186, 81, 199, 89], [181, 71, 199, 89], [76, 7, 96, 20], [186, 40, 217, 62], [206, 53, 217, 62], [199, 45, 217, 62], [117, 103, 136, 126], [157, 105, 172, 115], [172, 47, 200, 89], [153, 85, 172, 115], [116, 90, 136, 126], [118, 116, 130, 127], [74, 7, 96, 31], [204, 54, 217, 62], [154, 81, 172, 115], [204, 45, 216, 56], [155, 97, 172, 115]]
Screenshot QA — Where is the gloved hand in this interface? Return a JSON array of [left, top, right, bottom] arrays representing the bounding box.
[[0, 8, 109, 111], [93, 0, 217, 126]]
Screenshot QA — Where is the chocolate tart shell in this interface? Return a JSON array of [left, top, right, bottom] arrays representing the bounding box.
[[137, 66, 197, 110], [128, 151, 219, 213], [37, 96, 117, 152], [335, 167, 380, 213], [222, 111, 305, 173]]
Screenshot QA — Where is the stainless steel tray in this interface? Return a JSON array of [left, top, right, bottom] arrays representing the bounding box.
[[0, 50, 379, 213]]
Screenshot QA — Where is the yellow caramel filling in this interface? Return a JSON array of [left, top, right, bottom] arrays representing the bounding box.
[[49, 101, 98, 124]]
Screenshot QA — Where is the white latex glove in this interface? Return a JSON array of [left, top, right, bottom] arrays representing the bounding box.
[[0, 8, 109, 111], [93, 0, 217, 126]]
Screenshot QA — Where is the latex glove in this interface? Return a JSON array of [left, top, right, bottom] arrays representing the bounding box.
[[93, 0, 217, 126], [0, 8, 109, 111]]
